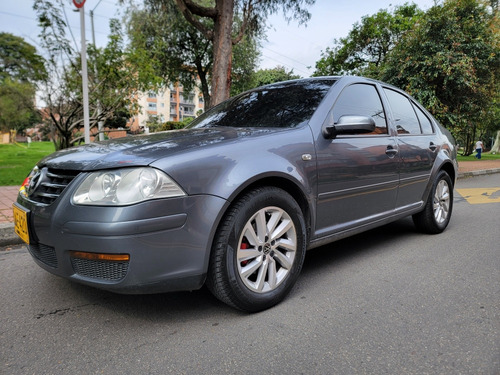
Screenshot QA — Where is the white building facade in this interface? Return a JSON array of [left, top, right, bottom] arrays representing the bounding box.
[[129, 84, 204, 133]]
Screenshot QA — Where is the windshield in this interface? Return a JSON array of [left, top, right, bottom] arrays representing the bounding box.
[[187, 79, 336, 129]]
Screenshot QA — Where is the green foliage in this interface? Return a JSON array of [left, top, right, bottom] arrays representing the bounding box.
[[146, 117, 192, 133], [252, 66, 301, 87], [0, 33, 47, 135], [127, 0, 214, 106], [312, 0, 499, 157], [104, 109, 132, 130], [0, 79, 40, 133], [34, 0, 146, 150], [0, 142, 55, 186], [313, 3, 423, 77], [383, 0, 500, 155], [127, 0, 263, 107], [0, 32, 47, 84], [230, 32, 262, 96], [171, 0, 315, 106]]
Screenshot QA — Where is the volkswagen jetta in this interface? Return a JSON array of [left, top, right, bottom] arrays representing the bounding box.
[[13, 76, 457, 312]]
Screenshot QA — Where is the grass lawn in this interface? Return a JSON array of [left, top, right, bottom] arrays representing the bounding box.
[[456, 152, 500, 162], [0, 142, 56, 186]]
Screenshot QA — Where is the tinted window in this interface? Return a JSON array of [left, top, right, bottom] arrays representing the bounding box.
[[332, 84, 387, 135], [414, 104, 434, 134], [384, 89, 421, 135], [188, 80, 336, 129]]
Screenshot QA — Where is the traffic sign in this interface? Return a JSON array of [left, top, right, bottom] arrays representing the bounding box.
[[73, 0, 86, 8]]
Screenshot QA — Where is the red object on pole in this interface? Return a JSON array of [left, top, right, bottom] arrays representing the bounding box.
[[73, 0, 86, 8]]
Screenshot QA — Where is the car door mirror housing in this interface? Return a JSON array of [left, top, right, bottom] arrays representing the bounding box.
[[323, 115, 376, 139]]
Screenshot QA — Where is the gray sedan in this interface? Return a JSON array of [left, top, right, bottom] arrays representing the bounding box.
[[13, 76, 457, 312]]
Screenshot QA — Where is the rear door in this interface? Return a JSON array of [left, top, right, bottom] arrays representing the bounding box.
[[382, 87, 438, 209]]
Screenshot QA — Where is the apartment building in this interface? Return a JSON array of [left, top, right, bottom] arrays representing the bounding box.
[[128, 84, 204, 133]]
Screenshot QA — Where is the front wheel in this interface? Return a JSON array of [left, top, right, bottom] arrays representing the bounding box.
[[413, 170, 453, 234], [206, 187, 307, 312]]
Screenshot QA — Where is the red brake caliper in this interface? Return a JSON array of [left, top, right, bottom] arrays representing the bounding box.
[[240, 241, 249, 267]]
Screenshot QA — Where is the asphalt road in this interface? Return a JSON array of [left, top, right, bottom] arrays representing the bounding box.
[[1, 174, 499, 375]]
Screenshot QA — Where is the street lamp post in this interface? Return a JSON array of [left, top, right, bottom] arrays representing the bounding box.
[[73, 0, 90, 144], [90, 6, 105, 141]]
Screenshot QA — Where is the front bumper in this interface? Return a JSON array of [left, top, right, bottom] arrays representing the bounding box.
[[16, 188, 228, 294]]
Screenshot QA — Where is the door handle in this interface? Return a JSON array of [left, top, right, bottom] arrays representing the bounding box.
[[385, 146, 398, 158], [429, 142, 438, 152]]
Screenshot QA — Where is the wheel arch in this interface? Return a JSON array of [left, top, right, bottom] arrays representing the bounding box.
[[227, 175, 313, 241], [419, 158, 457, 213], [439, 161, 457, 187], [206, 175, 314, 265]]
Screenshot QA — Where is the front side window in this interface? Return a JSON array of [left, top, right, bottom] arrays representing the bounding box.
[[187, 80, 336, 129], [384, 89, 421, 135], [331, 83, 387, 135]]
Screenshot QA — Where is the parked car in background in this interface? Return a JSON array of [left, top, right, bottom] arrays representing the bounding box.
[[13, 76, 458, 312]]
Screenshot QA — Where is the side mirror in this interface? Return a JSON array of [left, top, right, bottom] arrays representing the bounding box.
[[323, 115, 376, 139]]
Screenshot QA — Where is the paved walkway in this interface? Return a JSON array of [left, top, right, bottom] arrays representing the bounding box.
[[0, 186, 21, 224]]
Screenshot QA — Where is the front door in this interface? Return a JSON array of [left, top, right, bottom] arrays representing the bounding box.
[[314, 83, 400, 237]]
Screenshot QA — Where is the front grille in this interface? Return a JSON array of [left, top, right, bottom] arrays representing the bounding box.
[[29, 168, 80, 205], [28, 243, 58, 268], [71, 258, 129, 282]]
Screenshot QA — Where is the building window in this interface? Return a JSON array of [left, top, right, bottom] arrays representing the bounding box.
[[148, 91, 157, 98], [148, 102, 157, 111]]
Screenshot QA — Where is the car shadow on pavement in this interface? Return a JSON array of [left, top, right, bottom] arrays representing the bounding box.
[[301, 216, 418, 275], [35, 217, 421, 319]]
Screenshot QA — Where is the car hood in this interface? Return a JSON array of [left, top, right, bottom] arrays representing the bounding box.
[[37, 127, 279, 171]]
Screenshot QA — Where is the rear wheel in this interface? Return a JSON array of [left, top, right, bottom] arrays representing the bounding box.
[[206, 187, 306, 312], [413, 170, 453, 234]]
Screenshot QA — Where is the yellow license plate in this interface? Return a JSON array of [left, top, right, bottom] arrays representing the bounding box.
[[13, 204, 30, 244]]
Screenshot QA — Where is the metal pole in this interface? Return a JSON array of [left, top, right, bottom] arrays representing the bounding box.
[[90, 10, 104, 141], [80, 6, 91, 144]]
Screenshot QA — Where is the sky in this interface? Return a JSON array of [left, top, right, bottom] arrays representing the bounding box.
[[0, 0, 438, 78]]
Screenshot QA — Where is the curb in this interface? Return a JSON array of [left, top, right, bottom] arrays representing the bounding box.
[[1, 168, 499, 248], [457, 168, 500, 179], [0, 223, 22, 247]]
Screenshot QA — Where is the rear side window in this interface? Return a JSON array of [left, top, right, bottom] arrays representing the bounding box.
[[384, 88, 421, 135], [413, 104, 434, 134], [332, 84, 387, 135]]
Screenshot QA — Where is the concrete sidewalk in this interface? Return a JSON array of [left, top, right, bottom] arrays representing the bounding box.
[[2, 160, 500, 246]]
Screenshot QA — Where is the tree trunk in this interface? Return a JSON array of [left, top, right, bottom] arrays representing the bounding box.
[[491, 130, 500, 154], [210, 0, 234, 107]]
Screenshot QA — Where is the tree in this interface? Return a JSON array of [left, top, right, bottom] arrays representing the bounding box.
[[0, 79, 40, 133], [0, 33, 47, 135], [252, 66, 300, 87], [229, 24, 262, 96], [382, 0, 500, 155], [34, 0, 147, 149], [0, 32, 47, 84], [128, 0, 263, 107], [128, 0, 214, 107], [173, 0, 315, 107], [313, 4, 423, 77]]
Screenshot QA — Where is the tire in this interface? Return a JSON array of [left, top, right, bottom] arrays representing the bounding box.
[[206, 187, 307, 312], [413, 170, 453, 234]]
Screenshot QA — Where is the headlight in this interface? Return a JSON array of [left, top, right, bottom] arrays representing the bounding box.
[[72, 167, 186, 206]]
